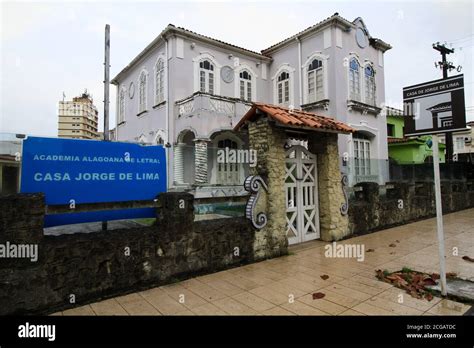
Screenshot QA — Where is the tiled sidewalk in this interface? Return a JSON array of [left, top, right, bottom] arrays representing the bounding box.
[[54, 209, 474, 316]]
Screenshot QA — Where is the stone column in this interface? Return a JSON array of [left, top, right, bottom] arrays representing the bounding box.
[[194, 139, 209, 185], [247, 118, 288, 259], [309, 132, 350, 241], [173, 143, 185, 185]]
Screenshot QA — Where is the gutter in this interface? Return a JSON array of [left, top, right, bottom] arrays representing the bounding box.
[[165, 37, 170, 190], [296, 36, 303, 108]]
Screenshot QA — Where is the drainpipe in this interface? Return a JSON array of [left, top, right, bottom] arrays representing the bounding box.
[[296, 36, 303, 108], [164, 36, 170, 190]]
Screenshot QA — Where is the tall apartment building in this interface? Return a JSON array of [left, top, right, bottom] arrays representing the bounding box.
[[58, 91, 99, 139]]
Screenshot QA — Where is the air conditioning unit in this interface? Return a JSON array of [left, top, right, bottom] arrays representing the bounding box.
[[465, 136, 472, 143]]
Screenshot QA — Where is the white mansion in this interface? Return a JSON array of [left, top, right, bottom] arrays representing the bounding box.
[[112, 13, 391, 194]]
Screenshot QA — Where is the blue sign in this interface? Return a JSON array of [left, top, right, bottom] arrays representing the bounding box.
[[20, 137, 167, 227]]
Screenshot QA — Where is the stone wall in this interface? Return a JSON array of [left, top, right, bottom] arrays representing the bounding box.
[[0, 192, 257, 315], [348, 180, 474, 235], [308, 132, 350, 241], [247, 117, 288, 259]]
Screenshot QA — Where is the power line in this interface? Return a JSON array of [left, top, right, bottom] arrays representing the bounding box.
[[447, 34, 474, 43]]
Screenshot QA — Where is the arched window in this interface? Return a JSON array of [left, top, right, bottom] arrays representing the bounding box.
[[349, 58, 361, 101], [239, 70, 252, 101], [277, 71, 290, 105], [138, 71, 148, 113], [199, 60, 214, 94], [155, 58, 165, 104], [307, 59, 323, 103], [364, 65, 375, 105], [217, 138, 240, 185], [118, 87, 125, 123]]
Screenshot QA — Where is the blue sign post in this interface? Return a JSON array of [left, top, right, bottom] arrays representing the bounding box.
[[20, 137, 167, 227]]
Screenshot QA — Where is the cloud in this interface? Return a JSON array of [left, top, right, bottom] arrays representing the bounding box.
[[1, 0, 473, 138]]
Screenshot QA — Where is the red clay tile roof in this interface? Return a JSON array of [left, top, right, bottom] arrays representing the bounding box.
[[234, 103, 354, 134]]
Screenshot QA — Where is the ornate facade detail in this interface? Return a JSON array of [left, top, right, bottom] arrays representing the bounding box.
[[347, 99, 381, 115], [340, 174, 349, 215], [178, 99, 194, 117], [210, 97, 235, 115], [301, 99, 330, 112], [244, 175, 268, 229]]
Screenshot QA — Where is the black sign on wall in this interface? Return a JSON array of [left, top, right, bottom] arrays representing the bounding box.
[[403, 74, 466, 136]]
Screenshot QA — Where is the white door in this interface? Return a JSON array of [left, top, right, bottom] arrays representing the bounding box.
[[285, 145, 320, 245]]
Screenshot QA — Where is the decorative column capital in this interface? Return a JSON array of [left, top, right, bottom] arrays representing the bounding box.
[[193, 138, 211, 143]]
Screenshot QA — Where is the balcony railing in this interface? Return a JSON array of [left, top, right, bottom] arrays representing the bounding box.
[[175, 92, 252, 119]]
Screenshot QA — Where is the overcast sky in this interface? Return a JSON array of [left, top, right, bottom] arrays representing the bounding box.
[[1, 0, 473, 137]]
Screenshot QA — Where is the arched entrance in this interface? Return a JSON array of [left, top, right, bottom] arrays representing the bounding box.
[[285, 145, 320, 245]]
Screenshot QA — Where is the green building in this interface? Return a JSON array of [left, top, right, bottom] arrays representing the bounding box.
[[386, 107, 445, 164]]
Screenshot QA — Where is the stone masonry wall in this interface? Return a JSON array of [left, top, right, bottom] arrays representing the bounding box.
[[348, 180, 474, 235], [308, 132, 350, 241], [0, 192, 256, 315], [247, 117, 288, 259]]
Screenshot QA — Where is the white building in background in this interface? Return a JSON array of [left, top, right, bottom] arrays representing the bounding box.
[[112, 13, 391, 194], [58, 91, 99, 140], [438, 120, 474, 156]]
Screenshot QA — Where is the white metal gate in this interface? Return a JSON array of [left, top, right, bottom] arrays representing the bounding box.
[[285, 145, 320, 245]]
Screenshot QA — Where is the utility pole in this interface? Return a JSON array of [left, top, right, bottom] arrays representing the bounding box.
[[104, 24, 110, 142], [433, 42, 455, 162], [431, 42, 456, 297], [102, 24, 110, 232]]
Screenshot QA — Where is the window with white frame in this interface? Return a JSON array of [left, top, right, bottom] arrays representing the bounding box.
[[353, 133, 371, 176], [364, 65, 376, 106], [307, 59, 323, 103], [199, 60, 214, 94], [154, 58, 165, 105], [118, 88, 125, 123], [349, 58, 361, 101], [217, 138, 241, 185], [455, 137, 465, 151], [239, 70, 252, 101], [277, 71, 290, 105], [138, 71, 148, 113]]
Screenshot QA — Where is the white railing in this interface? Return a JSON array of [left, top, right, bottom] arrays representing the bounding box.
[[178, 99, 194, 117], [210, 98, 235, 115], [176, 93, 252, 118]]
